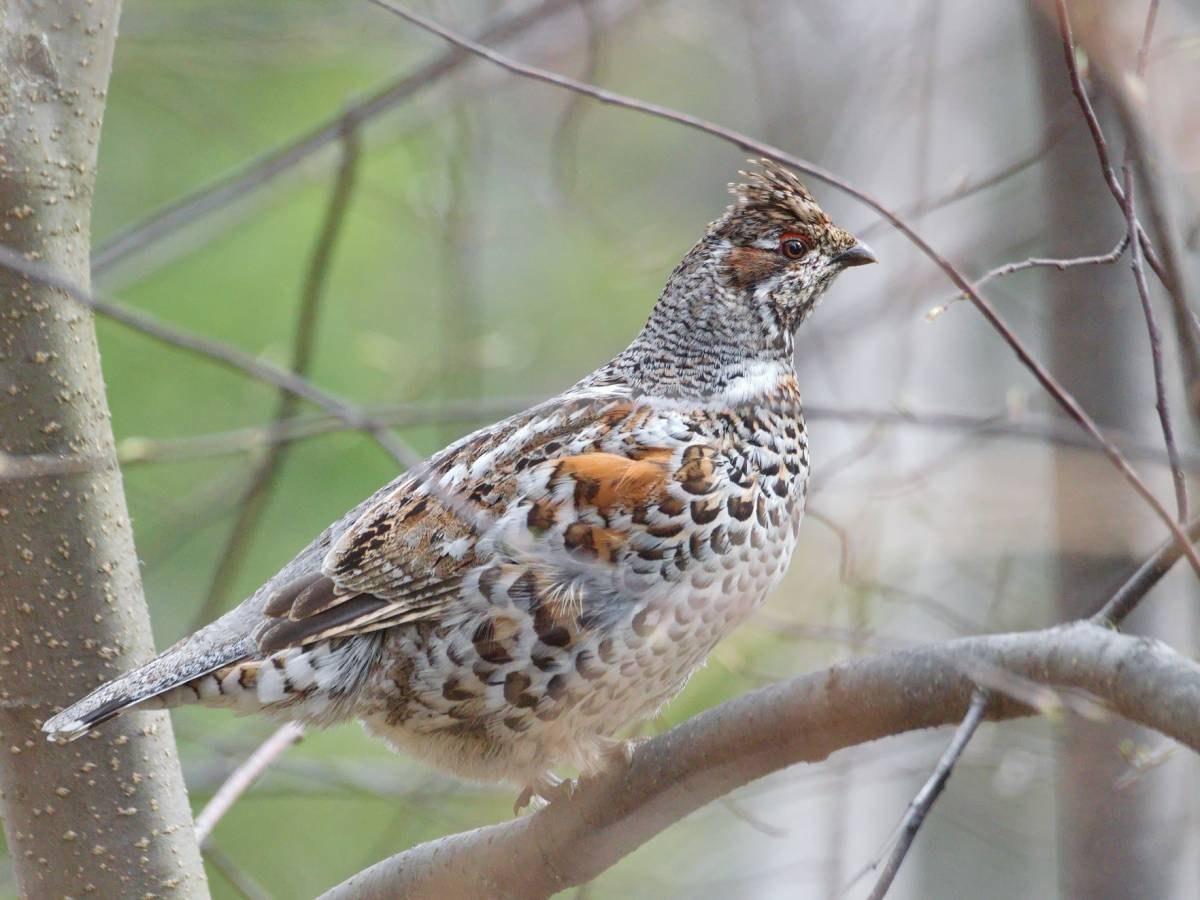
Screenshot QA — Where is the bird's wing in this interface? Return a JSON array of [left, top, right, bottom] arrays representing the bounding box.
[[254, 390, 711, 653]]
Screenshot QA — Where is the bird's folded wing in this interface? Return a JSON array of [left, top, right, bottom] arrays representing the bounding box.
[[253, 393, 700, 654]]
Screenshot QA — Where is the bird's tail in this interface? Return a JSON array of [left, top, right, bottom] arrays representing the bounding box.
[[41, 634, 254, 741]]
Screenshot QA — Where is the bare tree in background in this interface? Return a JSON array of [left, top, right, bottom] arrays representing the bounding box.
[[0, 3, 206, 897]]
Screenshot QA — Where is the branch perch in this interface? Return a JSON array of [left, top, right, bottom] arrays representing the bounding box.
[[319, 623, 1200, 899]]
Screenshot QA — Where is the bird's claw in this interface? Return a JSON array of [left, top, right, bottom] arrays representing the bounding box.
[[513, 772, 575, 815], [599, 736, 649, 772]]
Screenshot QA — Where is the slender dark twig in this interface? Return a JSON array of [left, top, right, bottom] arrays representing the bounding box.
[[105, 400, 1200, 475], [1118, 0, 1188, 518], [1051, 0, 1167, 287], [1093, 515, 1200, 627], [1054, 0, 1190, 522], [857, 117, 1070, 240], [91, 0, 590, 276], [1116, 102, 1200, 418], [114, 396, 537, 466], [193, 124, 361, 631], [203, 844, 273, 900], [364, 0, 1200, 578], [863, 690, 989, 900], [926, 235, 1129, 319], [0, 243, 420, 469], [1123, 164, 1188, 520]]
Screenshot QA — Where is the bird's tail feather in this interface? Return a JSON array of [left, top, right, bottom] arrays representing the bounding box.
[[41, 636, 252, 742]]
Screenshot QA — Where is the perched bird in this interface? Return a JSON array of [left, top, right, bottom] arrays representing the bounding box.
[[44, 160, 875, 806]]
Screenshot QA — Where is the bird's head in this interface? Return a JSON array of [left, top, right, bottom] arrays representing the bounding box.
[[709, 159, 875, 333], [614, 161, 875, 401]]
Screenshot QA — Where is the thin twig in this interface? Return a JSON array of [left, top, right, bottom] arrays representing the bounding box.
[[203, 844, 274, 900], [194, 722, 305, 847], [1099, 0, 1200, 419], [1116, 101, 1200, 418], [364, 0, 1200, 578], [1117, 0, 1188, 518], [91, 0, 590, 276], [114, 395, 536, 466], [1052, 0, 1168, 288], [862, 690, 989, 900], [193, 123, 362, 631], [0, 244, 420, 470], [857, 117, 1070, 240], [1123, 164, 1188, 520], [1052, 0, 1189, 523], [926, 235, 1128, 320], [1092, 515, 1200, 626], [106, 400, 1200, 475], [10, 397, 1197, 484]]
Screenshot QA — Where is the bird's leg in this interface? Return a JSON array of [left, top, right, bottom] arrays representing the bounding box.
[[593, 735, 649, 776], [513, 771, 574, 815], [513, 738, 650, 814]]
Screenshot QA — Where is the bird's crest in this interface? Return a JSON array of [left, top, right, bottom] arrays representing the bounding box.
[[728, 158, 831, 228]]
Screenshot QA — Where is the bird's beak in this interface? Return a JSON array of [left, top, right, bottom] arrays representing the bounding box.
[[832, 241, 877, 267]]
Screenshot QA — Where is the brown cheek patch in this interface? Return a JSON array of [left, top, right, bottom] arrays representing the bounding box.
[[726, 246, 782, 288]]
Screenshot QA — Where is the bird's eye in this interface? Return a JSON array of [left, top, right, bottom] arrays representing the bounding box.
[[779, 233, 809, 259]]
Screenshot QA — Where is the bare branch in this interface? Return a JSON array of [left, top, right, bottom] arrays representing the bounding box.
[[857, 116, 1070, 240], [1051, 0, 1191, 524], [864, 690, 989, 900], [1122, 164, 1189, 520], [1093, 516, 1200, 626], [106, 400, 1200, 475], [203, 844, 273, 900], [1051, 0, 1169, 288], [0, 244, 421, 470], [114, 396, 536, 467], [1115, 97, 1200, 418], [926, 234, 1128, 320], [318, 622, 1200, 899], [194, 723, 306, 847]]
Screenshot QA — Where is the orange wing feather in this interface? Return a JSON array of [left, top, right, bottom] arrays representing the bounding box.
[[553, 449, 674, 515]]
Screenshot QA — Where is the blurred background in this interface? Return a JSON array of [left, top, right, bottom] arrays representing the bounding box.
[[5, 0, 1200, 896]]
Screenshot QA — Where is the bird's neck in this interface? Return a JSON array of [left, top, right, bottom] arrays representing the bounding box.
[[602, 266, 798, 407]]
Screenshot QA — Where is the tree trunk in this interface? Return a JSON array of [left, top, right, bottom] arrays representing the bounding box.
[[0, 4, 208, 897]]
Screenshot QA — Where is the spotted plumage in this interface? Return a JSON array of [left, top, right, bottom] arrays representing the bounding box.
[[43, 161, 875, 799]]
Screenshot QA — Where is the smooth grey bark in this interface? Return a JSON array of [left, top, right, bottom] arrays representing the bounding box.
[[0, 3, 208, 897], [319, 622, 1200, 900]]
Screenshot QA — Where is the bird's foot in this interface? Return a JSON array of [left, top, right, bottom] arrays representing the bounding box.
[[513, 771, 575, 815], [512, 739, 649, 814], [597, 735, 649, 773]]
